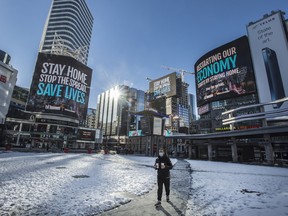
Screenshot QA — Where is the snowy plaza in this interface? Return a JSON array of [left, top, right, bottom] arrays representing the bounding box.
[[0, 151, 288, 216]]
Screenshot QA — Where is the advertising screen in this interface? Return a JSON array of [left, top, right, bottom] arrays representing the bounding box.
[[26, 53, 92, 123], [77, 128, 96, 141], [153, 117, 162, 135], [128, 130, 143, 137], [140, 116, 152, 135], [198, 104, 210, 115], [149, 72, 177, 99], [194, 36, 256, 106], [247, 11, 288, 111]]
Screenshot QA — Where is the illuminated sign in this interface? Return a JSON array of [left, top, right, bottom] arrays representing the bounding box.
[[198, 104, 210, 115], [0, 75, 7, 83], [194, 36, 256, 106], [77, 128, 96, 141], [128, 130, 143, 137], [26, 53, 92, 123], [149, 72, 178, 99]]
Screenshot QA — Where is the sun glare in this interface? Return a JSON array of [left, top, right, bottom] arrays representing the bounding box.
[[111, 87, 120, 99]]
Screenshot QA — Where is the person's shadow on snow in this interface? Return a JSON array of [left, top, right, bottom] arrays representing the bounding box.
[[155, 201, 184, 216], [156, 205, 171, 216], [168, 201, 184, 216]]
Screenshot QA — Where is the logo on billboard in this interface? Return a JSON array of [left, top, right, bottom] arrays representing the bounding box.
[[27, 53, 92, 123], [194, 36, 256, 106]]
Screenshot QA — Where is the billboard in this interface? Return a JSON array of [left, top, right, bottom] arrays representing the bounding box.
[[26, 53, 92, 123], [77, 128, 96, 141], [149, 72, 178, 99], [198, 104, 210, 115], [153, 117, 162, 135], [140, 116, 163, 135], [194, 36, 256, 106], [140, 116, 152, 135], [128, 130, 143, 137], [247, 11, 288, 110]]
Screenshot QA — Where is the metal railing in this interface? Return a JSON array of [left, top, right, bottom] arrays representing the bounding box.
[[222, 97, 288, 128]]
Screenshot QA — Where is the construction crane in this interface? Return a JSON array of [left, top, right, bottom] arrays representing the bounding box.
[[161, 66, 194, 82]]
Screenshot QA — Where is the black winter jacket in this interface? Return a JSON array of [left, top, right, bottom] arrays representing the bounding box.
[[154, 155, 173, 178]]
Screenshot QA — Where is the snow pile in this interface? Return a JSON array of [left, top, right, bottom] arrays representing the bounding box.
[[0, 152, 164, 215], [186, 160, 288, 216]]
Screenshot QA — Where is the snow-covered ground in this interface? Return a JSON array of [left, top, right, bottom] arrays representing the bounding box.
[[0, 151, 287, 216], [186, 160, 288, 216], [0, 152, 166, 215]]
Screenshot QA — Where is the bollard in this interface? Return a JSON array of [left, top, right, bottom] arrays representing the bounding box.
[[5, 144, 11, 151], [64, 147, 69, 153]]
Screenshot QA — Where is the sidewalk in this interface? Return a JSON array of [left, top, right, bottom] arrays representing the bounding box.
[[100, 160, 191, 216]]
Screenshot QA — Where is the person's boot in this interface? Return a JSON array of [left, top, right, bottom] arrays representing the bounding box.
[[166, 195, 170, 202], [155, 200, 161, 207]]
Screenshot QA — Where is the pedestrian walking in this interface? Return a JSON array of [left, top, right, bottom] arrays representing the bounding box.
[[154, 147, 173, 207]]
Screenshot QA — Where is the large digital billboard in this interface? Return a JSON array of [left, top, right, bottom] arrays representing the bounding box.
[[26, 53, 92, 123], [140, 116, 152, 135], [149, 72, 178, 99], [194, 36, 256, 106], [77, 128, 96, 141], [247, 11, 288, 111]]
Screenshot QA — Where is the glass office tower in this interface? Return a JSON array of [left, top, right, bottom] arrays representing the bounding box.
[[39, 0, 93, 65], [95, 85, 145, 145]]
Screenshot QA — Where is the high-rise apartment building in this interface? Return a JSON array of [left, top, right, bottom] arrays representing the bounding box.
[[188, 93, 197, 121], [85, 108, 97, 128], [39, 0, 93, 65], [9, 86, 29, 111], [148, 72, 190, 132], [178, 81, 189, 128]]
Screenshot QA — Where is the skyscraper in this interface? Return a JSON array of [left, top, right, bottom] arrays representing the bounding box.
[[39, 0, 93, 65], [95, 85, 145, 145], [85, 108, 97, 128], [148, 72, 190, 132], [188, 93, 197, 121], [23, 0, 94, 149]]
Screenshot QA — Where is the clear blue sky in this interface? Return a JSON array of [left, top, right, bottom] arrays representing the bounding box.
[[0, 0, 287, 109]]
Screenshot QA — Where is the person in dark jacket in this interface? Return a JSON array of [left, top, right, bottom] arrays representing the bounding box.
[[154, 148, 173, 206]]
